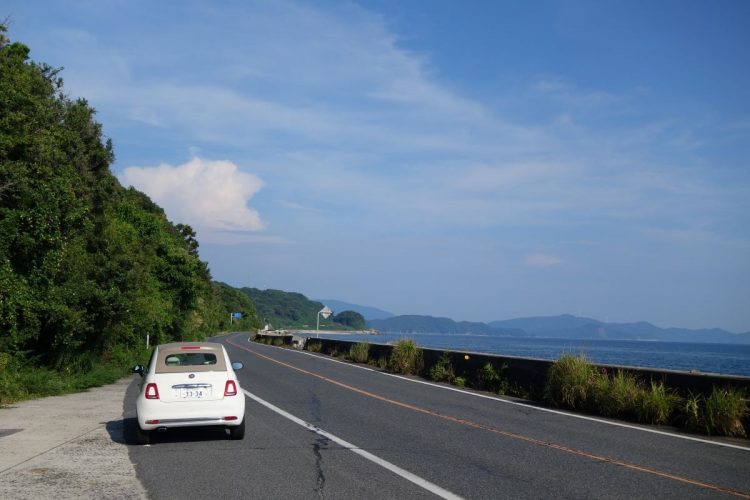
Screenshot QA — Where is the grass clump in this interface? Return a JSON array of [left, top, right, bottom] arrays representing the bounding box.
[[636, 382, 679, 425], [429, 353, 455, 383], [348, 343, 370, 363], [544, 354, 749, 437], [389, 339, 423, 375], [545, 354, 601, 409], [704, 387, 748, 437], [681, 388, 747, 437], [546, 355, 679, 425], [594, 371, 642, 419]]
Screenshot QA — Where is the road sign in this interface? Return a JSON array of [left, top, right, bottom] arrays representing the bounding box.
[[232, 312, 242, 319], [319, 306, 332, 319]]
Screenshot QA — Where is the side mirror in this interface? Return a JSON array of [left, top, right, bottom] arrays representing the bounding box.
[[132, 365, 144, 376], [231, 362, 244, 371]]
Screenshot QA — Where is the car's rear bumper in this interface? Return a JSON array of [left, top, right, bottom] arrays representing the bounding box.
[[136, 397, 245, 430]]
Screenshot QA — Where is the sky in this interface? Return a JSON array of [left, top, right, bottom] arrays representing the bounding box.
[[4, 0, 749, 332]]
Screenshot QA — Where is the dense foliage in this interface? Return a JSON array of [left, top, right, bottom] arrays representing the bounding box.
[[333, 310, 365, 329], [0, 27, 260, 392], [241, 287, 363, 330]]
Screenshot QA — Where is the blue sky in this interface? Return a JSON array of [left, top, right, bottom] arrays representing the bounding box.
[[5, 0, 749, 332]]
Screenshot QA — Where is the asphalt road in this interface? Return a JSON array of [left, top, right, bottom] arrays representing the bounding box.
[[126, 333, 750, 499]]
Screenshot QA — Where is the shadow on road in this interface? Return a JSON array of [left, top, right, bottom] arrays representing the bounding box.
[[110, 416, 238, 446]]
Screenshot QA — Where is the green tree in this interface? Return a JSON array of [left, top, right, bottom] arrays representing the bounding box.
[[0, 25, 259, 380]]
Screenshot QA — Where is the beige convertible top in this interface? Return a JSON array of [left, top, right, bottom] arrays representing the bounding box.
[[154, 342, 228, 373]]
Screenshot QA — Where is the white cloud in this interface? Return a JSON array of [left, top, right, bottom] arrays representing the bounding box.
[[524, 254, 563, 268], [119, 158, 264, 233]]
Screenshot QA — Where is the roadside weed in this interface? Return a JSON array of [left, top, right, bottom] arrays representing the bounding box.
[[636, 382, 679, 425], [348, 343, 370, 363], [389, 339, 423, 375], [545, 354, 600, 409], [429, 352, 455, 383], [704, 387, 748, 437]]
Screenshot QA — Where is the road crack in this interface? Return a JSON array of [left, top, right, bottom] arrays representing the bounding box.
[[312, 435, 329, 498]]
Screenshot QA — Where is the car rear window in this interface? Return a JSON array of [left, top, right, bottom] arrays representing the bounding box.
[[155, 347, 227, 373], [165, 353, 217, 366]]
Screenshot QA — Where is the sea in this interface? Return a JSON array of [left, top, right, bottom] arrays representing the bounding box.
[[312, 332, 750, 377]]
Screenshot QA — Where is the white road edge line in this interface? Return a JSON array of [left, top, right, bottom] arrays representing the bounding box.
[[242, 388, 464, 500], [248, 337, 750, 453]]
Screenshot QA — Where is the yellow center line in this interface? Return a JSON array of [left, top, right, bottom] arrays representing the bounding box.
[[227, 337, 750, 499]]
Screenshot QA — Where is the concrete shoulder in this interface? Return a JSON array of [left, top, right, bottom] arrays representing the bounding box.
[[0, 377, 148, 500]]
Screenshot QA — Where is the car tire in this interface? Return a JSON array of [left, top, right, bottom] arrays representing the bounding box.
[[228, 419, 245, 440], [135, 424, 151, 445]]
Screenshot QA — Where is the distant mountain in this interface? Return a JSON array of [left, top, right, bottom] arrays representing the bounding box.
[[489, 314, 600, 334], [317, 299, 394, 321], [367, 315, 524, 336], [488, 315, 750, 344], [240, 288, 750, 344], [362, 313, 750, 344]]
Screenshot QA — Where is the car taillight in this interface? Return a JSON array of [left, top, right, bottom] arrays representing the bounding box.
[[224, 380, 237, 396], [145, 383, 160, 399]]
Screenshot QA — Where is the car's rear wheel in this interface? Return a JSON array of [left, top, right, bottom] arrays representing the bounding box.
[[135, 424, 151, 445], [228, 419, 245, 440]]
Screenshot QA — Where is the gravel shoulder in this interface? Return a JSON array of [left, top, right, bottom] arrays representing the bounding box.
[[0, 377, 148, 500]]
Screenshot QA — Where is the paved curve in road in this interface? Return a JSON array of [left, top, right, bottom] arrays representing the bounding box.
[[126, 333, 750, 499]]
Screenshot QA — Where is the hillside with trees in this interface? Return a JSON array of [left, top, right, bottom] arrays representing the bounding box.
[[241, 287, 364, 330], [0, 26, 260, 402]]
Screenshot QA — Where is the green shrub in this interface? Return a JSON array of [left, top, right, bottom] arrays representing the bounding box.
[[305, 340, 322, 352], [429, 353, 455, 383], [478, 362, 508, 395], [1, 345, 144, 406], [0, 354, 23, 405], [272, 337, 284, 346], [389, 339, 423, 375], [453, 376, 466, 387], [377, 356, 388, 369], [348, 343, 370, 363], [704, 387, 748, 437], [545, 354, 601, 409], [636, 382, 679, 425]]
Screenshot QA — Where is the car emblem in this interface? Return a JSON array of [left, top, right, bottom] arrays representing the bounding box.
[[189, 373, 195, 379]]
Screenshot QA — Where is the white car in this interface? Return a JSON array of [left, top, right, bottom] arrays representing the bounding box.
[[132, 342, 246, 444]]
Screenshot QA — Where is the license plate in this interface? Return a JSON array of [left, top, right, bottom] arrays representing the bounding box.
[[180, 387, 210, 399]]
